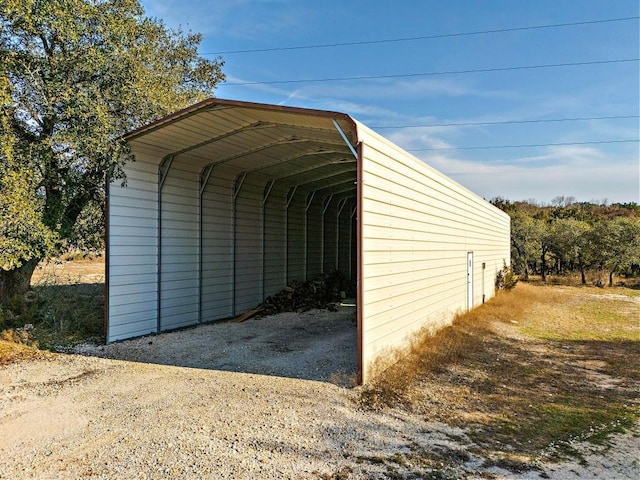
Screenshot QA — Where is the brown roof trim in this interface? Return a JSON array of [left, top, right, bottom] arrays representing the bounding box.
[[123, 97, 358, 144]]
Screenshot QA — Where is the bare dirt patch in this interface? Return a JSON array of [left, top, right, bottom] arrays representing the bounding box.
[[32, 257, 105, 286], [2, 350, 638, 480], [2, 263, 639, 479]]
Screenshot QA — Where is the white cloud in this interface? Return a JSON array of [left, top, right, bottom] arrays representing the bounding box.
[[142, 0, 308, 38], [414, 148, 639, 204], [283, 77, 518, 102]]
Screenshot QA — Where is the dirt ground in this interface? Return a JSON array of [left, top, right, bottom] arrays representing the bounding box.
[[1, 259, 637, 479], [75, 306, 358, 384], [1, 342, 638, 479], [32, 257, 105, 286]]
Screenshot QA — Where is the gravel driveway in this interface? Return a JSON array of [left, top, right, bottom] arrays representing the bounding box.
[[78, 304, 358, 384], [2, 306, 638, 479]]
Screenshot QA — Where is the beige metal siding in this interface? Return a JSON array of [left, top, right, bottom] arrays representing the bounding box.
[[264, 185, 287, 296], [286, 192, 305, 282], [107, 160, 158, 341], [234, 175, 264, 313], [356, 123, 510, 382], [108, 99, 511, 386], [200, 165, 234, 322], [159, 157, 199, 330]]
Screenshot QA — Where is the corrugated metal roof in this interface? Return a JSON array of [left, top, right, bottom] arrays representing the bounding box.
[[126, 98, 358, 195]]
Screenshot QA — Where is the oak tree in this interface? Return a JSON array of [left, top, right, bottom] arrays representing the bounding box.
[[0, 0, 224, 300]]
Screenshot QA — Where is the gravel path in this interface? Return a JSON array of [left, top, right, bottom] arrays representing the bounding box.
[[1, 353, 469, 479], [75, 305, 358, 384], [1, 307, 638, 479]]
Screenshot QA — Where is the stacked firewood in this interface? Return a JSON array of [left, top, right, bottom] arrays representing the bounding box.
[[261, 270, 354, 315], [233, 271, 355, 323]]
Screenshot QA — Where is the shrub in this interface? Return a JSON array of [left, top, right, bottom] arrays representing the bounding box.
[[496, 262, 518, 290]]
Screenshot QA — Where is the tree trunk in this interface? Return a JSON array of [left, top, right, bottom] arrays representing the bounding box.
[[609, 271, 614, 287], [0, 259, 40, 303], [541, 251, 547, 282], [577, 254, 586, 285]]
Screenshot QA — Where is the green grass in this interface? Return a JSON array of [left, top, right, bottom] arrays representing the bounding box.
[[360, 282, 640, 473], [519, 296, 639, 342]]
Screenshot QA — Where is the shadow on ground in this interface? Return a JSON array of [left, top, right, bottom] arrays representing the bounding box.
[[75, 303, 359, 385]]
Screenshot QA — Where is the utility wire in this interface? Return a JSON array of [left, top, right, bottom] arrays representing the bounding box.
[[371, 115, 640, 129], [223, 58, 639, 86], [204, 16, 640, 55], [408, 139, 639, 152]]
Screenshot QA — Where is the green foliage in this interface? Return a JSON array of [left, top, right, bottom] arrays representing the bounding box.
[[0, 282, 103, 347], [34, 282, 104, 346], [495, 262, 518, 290], [492, 198, 640, 284], [0, 292, 39, 330], [1, 75, 56, 270], [0, 0, 224, 285], [66, 198, 105, 252]]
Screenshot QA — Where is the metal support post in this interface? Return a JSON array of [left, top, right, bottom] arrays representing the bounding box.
[[156, 154, 174, 333]]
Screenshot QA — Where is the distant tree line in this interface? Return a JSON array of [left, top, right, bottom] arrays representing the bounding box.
[[491, 198, 640, 286]]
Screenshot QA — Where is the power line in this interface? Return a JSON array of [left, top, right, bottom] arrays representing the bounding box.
[[223, 58, 639, 86], [204, 16, 640, 55], [372, 115, 640, 129], [408, 139, 639, 152]]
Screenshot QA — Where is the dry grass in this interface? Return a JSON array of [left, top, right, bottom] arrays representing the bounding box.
[[0, 336, 51, 365], [360, 282, 640, 467], [0, 257, 105, 364], [32, 257, 105, 286]]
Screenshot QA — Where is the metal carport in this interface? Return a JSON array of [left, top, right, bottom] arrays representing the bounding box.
[[107, 98, 511, 383]]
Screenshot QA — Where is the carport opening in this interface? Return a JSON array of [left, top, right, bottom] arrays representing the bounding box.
[[110, 100, 361, 383]]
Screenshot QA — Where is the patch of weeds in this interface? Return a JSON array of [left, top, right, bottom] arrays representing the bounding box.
[[32, 282, 104, 349], [541, 416, 638, 463], [517, 292, 639, 342], [329, 371, 359, 388], [356, 445, 474, 480], [0, 292, 40, 330], [1, 262, 105, 358], [59, 250, 101, 262], [1, 283, 104, 358], [495, 262, 518, 291], [0, 338, 48, 365], [356, 454, 386, 465], [359, 283, 640, 464]]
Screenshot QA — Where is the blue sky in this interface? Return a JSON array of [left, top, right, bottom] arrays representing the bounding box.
[[141, 0, 639, 204]]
